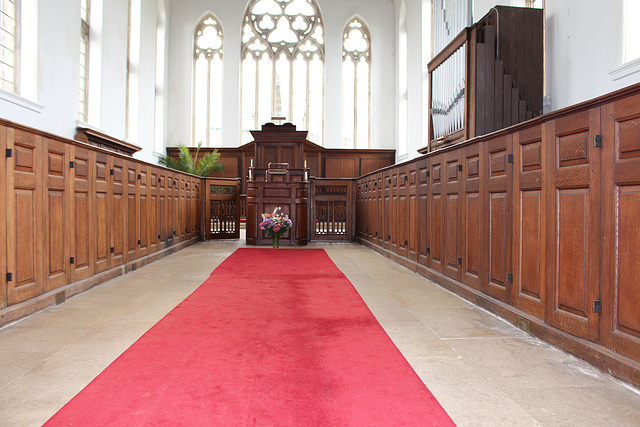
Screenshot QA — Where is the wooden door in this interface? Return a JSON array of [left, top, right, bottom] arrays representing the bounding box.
[[444, 150, 463, 281], [43, 138, 70, 292], [462, 143, 482, 290], [513, 124, 545, 318], [70, 147, 93, 282], [396, 167, 408, 258], [544, 108, 601, 342], [149, 168, 159, 253], [126, 163, 139, 260], [600, 93, 640, 360], [94, 152, 110, 273], [139, 166, 150, 257], [417, 158, 430, 268], [407, 163, 418, 263], [111, 157, 126, 266], [428, 154, 444, 273], [0, 125, 6, 308], [6, 128, 43, 304], [483, 135, 513, 302], [205, 178, 240, 239], [383, 171, 392, 250]]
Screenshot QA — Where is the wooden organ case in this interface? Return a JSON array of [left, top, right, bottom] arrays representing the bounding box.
[[425, 6, 543, 152], [246, 123, 309, 246]]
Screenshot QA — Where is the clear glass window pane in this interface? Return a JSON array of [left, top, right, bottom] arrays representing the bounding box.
[[292, 54, 307, 130], [257, 53, 273, 127], [209, 54, 223, 146], [275, 53, 290, 119], [241, 54, 257, 144], [193, 54, 208, 146], [308, 54, 323, 143], [356, 58, 370, 149], [342, 58, 355, 148]]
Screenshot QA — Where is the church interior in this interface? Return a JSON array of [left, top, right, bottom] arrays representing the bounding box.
[[1, 0, 640, 425]]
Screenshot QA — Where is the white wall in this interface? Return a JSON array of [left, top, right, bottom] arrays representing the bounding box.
[[166, 0, 396, 150], [545, 0, 640, 110]]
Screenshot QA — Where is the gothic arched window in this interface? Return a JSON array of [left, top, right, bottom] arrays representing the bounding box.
[[241, 0, 325, 145], [193, 14, 223, 147], [342, 17, 371, 149]]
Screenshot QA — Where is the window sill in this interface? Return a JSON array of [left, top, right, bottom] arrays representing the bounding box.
[[0, 89, 43, 113], [609, 57, 640, 81]]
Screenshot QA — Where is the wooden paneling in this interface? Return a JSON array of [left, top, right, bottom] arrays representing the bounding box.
[[43, 138, 70, 291], [513, 124, 544, 318], [111, 157, 126, 266], [429, 155, 444, 273], [601, 92, 640, 361], [0, 125, 6, 308], [462, 144, 481, 290], [94, 152, 110, 273], [544, 108, 601, 342], [417, 158, 430, 268], [1, 120, 202, 319], [444, 151, 463, 281], [6, 128, 43, 303], [71, 147, 92, 282], [483, 135, 513, 302]]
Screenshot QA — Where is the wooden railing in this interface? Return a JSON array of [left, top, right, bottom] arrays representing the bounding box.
[[310, 178, 355, 241], [357, 83, 640, 387], [0, 119, 203, 324]]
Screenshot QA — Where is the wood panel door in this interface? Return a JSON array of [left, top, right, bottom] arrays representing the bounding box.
[[126, 163, 139, 259], [428, 155, 444, 273], [417, 158, 430, 267], [94, 152, 110, 273], [149, 169, 159, 253], [383, 171, 392, 250], [396, 167, 408, 258], [6, 128, 43, 304], [205, 179, 240, 239], [407, 163, 419, 263], [600, 93, 640, 360], [444, 151, 463, 282], [139, 166, 150, 257], [0, 125, 6, 308], [43, 138, 70, 291], [544, 108, 601, 342], [375, 173, 383, 246], [513, 124, 545, 319], [462, 144, 482, 290], [111, 157, 126, 266], [483, 135, 513, 302], [70, 147, 93, 282]]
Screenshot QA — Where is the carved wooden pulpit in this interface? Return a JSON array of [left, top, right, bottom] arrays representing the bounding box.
[[246, 123, 309, 246]]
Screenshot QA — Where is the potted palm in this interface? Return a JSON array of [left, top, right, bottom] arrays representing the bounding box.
[[158, 142, 225, 177]]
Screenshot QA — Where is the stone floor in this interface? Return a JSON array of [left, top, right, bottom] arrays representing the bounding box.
[[1, 239, 639, 426]]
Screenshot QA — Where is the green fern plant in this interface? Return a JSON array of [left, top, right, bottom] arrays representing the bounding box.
[[158, 142, 225, 177]]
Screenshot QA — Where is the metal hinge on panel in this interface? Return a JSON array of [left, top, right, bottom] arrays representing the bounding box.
[[458, 164, 463, 172], [404, 176, 408, 182], [69, 161, 75, 169], [138, 174, 141, 180], [405, 240, 408, 246], [6, 272, 12, 282], [5, 148, 12, 158], [507, 273, 513, 283], [110, 247, 114, 254], [594, 135, 603, 148], [110, 169, 114, 176], [507, 154, 514, 164], [137, 239, 141, 245], [426, 247, 430, 254], [457, 257, 462, 265], [426, 171, 430, 178], [70, 257, 75, 265], [593, 300, 602, 313]]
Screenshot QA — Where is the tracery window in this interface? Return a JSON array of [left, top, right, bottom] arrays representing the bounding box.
[[79, 0, 90, 121], [241, 0, 325, 145], [193, 14, 223, 147], [1, 0, 19, 93], [342, 17, 371, 149]]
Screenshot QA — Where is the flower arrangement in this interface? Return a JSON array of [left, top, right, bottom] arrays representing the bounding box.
[[259, 207, 293, 248]]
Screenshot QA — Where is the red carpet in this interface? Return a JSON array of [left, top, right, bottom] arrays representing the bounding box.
[[45, 248, 455, 426]]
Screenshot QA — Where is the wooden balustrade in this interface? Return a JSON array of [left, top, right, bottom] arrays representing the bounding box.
[[310, 178, 355, 241], [357, 83, 640, 387], [0, 119, 203, 325]]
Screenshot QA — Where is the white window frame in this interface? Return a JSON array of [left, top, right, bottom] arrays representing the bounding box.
[[240, 0, 325, 145]]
